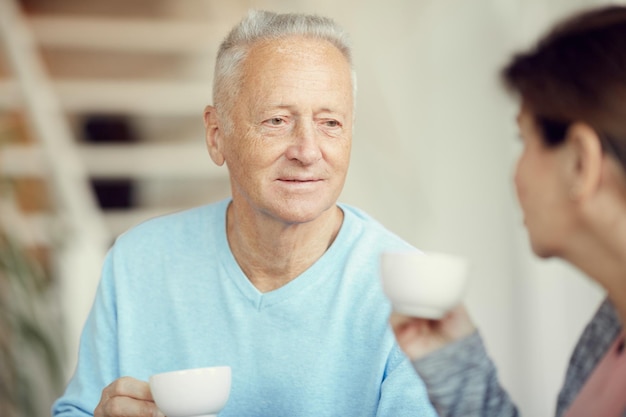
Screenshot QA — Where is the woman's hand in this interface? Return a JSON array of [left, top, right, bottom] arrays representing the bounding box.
[[94, 376, 164, 417], [389, 304, 476, 360]]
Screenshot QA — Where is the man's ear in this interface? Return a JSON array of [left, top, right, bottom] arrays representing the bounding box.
[[203, 105, 225, 166], [565, 122, 603, 201]]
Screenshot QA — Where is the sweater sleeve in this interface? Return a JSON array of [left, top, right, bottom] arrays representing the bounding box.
[[52, 249, 120, 417], [376, 343, 439, 417], [411, 331, 519, 417]]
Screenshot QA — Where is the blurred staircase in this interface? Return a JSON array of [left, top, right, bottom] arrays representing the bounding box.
[[0, 0, 247, 377], [0, 0, 242, 240]]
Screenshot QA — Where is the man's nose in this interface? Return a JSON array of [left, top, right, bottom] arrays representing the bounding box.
[[285, 121, 322, 164]]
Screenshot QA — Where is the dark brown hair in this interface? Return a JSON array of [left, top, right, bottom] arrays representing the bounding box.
[[502, 5, 626, 166]]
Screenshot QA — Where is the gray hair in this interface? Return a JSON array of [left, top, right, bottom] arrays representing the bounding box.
[[212, 9, 357, 131]]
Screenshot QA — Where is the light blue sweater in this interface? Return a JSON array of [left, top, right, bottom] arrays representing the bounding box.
[[52, 199, 436, 417]]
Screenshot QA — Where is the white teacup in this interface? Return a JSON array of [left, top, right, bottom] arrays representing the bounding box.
[[149, 366, 232, 417], [380, 250, 469, 319]]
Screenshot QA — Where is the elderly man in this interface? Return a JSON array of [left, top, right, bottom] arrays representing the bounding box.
[[53, 10, 436, 417]]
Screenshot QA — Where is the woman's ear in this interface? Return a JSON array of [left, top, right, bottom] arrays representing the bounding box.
[[565, 122, 603, 201], [203, 105, 225, 166]]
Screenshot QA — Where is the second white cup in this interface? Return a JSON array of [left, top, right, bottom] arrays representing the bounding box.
[[380, 250, 469, 319]]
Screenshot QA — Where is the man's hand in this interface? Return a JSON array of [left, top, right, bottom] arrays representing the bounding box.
[[389, 304, 476, 360], [94, 376, 164, 417]]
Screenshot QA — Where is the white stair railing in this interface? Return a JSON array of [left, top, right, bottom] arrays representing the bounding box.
[[0, 0, 110, 379]]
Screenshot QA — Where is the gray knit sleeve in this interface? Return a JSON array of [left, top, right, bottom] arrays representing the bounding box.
[[411, 331, 519, 417]]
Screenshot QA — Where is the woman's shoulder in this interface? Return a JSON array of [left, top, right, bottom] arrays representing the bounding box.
[[557, 297, 622, 415]]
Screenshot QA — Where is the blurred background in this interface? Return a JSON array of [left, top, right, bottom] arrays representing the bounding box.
[[0, 0, 622, 415]]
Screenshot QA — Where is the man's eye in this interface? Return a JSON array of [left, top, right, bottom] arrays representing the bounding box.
[[324, 120, 340, 128], [269, 118, 284, 126]]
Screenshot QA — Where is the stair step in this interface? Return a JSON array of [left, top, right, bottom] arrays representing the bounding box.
[[0, 143, 227, 178], [29, 16, 229, 53], [0, 79, 210, 115], [17, 207, 194, 245]]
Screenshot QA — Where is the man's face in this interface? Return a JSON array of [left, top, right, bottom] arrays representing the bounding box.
[[217, 37, 354, 225]]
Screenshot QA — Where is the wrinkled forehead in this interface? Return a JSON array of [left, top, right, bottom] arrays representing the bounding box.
[[239, 37, 353, 101], [242, 36, 351, 74]]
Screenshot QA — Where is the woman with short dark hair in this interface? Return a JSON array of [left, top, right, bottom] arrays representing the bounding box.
[[391, 5, 626, 417]]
